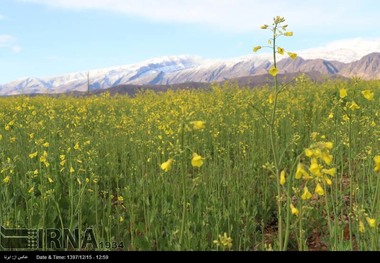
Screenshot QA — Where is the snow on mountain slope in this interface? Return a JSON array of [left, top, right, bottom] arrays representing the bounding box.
[[1, 52, 380, 96], [0, 55, 203, 95], [298, 38, 380, 63], [0, 54, 270, 95]]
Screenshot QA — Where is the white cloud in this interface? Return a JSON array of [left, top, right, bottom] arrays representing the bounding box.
[[19, 0, 380, 33], [0, 35, 16, 47], [0, 35, 22, 53], [11, 46, 22, 53], [298, 38, 380, 63]]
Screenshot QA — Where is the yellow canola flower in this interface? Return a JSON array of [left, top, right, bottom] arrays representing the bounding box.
[[38, 153, 47, 161], [74, 142, 80, 150], [321, 152, 333, 166], [284, 31, 294, 37], [48, 178, 54, 183], [287, 52, 298, 60], [313, 148, 322, 158], [315, 183, 325, 196], [324, 176, 333, 186], [213, 232, 233, 249], [29, 151, 38, 159], [277, 47, 285, 55], [268, 94, 274, 104], [160, 159, 174, 172], [3, 176, 11, 184], [260, 25, 268, 29], [295, 164, 303, 179], [322, 168, 336, 177], [311, 132, 319, 140], [268, 67, 279, 77], [374, 156, 380, 172], [280, 170, 286, 186], [290, 204, 299, 217], [349, 101, 360, 110], [191, 153, 204, 168], [305, 148, 322, 158], [305, 148, 314, 157], [310, 159, 323, 177], [28, 187, 34, 194], [359, 220, 365, 233], [340, 88, 348, 99], [322, 142, 334, 150], [295, 163, 309, 180], [253, 46, 262, 52], [301, 186, 312, 200], [190, 121, 206, 130], [366, 217, 376, 228], [343, 114, 350, 122], [303, 173, 313, 180], [362, 90, 374, 101]]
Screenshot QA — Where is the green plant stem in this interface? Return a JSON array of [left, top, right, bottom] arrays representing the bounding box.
[[348, 115, 353, 250], [179, 121, 187, 249], [269, 23, 284, 251], [324, 185, 334, 249], [371, 169, 380, 214], [283, 155, 301, 250], [299, 203, 304, 251]]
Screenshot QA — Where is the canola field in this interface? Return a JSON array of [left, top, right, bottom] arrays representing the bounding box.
[[1, 77, 380, 251]]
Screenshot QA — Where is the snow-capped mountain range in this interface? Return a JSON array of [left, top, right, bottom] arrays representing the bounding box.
[[1, 52, 380, 96]]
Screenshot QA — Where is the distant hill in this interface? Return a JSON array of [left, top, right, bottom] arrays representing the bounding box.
[[0, 52, 379, 96], [84, 72, 346, 96]]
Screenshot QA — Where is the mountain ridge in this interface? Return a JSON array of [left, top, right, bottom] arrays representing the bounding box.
[[0, 52, 379, 96]]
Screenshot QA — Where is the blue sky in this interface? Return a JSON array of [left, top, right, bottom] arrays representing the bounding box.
[[1, 0, 380, 84]]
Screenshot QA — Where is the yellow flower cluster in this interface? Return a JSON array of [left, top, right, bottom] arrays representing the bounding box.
[[361, 90, 374, 101], [160, 153, 205, 172], [39, 151, 50, 168], [190, 121, 206, 131], [191, 153, 204, 168], [3, 175, 11, 184], [213, 232, 233, 250], [374, 156, 380, 172], [160, 159, 174, 172], [254, 16, 297, 77], [290, 203, 299, 217], [359, 217, 377, 233], [160, 120, 206, 172], [296, 141, 336, 199], [340, 88, 348, 99]]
